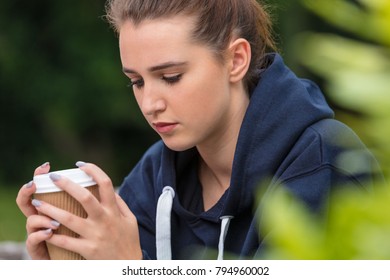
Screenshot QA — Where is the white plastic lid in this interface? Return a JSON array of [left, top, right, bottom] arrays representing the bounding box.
[[33, 168, 96, 194]]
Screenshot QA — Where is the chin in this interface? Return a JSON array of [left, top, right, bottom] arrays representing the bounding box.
[[162, 139, 195, 152]]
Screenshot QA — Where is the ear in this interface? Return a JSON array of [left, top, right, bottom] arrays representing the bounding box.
[[228, 38, 251, 84]]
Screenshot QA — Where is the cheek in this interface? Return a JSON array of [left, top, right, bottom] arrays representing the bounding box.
[[185, 66, 228, 105], [177, 78, 229, 125]]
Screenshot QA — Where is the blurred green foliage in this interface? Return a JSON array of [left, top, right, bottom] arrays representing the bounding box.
[[0, 188, 26, 241], [259, 0, 390, 259], [296, 0, 390, 178], [260, 182, 390, 259]]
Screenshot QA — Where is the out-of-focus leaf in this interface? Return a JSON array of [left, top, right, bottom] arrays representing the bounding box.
[[258, 0, 390, 260], [259, 188, 326, 259], [296, 33, 390, 116], [302, 0, 390, 46], [259, 183, 390, 259]]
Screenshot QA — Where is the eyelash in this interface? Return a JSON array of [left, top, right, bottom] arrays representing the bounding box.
[[128, 79, 144, 89], [128, 74, 182, 90], [162, 74, 182, 85]]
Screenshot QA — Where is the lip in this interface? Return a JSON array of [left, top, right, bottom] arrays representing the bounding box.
[[153, 122, 178, 134]]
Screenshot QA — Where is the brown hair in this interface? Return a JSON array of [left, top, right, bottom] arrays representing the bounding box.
[[105, 0, 276, 93]]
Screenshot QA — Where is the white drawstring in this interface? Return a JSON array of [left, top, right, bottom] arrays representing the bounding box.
[[156, 186, 175, 260], [156, 186, 233, 260], [217, 216, 234, 260]]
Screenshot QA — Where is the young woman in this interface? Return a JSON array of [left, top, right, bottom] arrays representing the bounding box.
[[16, 0, 381, 260]]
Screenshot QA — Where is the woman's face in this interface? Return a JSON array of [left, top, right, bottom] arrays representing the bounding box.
[[119, 16, 238, 151]]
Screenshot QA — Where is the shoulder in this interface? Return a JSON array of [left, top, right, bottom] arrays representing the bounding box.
[[309, 119, 364, 148], [279, 119, 377, 185], [274, 119, 380, 211], [307, 119, 374, 168]]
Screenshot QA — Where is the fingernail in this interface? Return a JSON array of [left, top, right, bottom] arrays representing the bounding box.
[[49, 173, 61, 182], [76, 161, 86, 167], [51, 220, 60, 227], [43, 228, 52, 235], [25, 181, 33, 188], [41, 162, 50, 168], [31, 199, 42, 207]]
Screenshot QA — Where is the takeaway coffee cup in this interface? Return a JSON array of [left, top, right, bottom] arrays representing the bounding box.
[[33, 168, 99, 260]]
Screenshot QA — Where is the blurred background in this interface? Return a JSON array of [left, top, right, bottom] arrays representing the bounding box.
[[1, 0, 389, 258]]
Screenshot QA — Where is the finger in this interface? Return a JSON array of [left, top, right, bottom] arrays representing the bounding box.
[[45, 233, 86, 259], [26, 214, 61, 235], [33, 162, 51, 176], [16, 181, 37, 217], [76, 162, 117, 208], [26, 228, 53, 260], [47, 173, 103, 220], [16, 162, 51, 218], [31, 198, 88, 236]]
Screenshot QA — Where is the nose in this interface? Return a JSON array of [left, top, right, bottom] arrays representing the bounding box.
[[139, 83, 166, 116]]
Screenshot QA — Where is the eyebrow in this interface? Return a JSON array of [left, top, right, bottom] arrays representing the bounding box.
[[122, 61, 188, 74]]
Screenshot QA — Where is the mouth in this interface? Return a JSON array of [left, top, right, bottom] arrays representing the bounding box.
[[153, 122, 178, 134]]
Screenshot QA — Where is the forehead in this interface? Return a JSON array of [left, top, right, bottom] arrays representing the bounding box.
[[119, 15, 195, 39], [119, 16, 197, 68]]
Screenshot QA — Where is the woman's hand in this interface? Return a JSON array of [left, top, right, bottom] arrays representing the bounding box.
[[28, 162, 142, 260], [16, 162, 57, 259]]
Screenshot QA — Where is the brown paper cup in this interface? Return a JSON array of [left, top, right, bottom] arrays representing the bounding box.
[[33, 168, 100, 260]]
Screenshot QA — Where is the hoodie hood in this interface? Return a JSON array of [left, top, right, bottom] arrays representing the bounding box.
[[226, 53, 334, 215]]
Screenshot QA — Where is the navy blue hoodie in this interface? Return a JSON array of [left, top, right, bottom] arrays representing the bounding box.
[[118, 53, 380, 259]]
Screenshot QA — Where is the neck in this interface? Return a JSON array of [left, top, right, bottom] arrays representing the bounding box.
[[197, 85, 249, 210], [198, 141, 234, 192], [197, 123, 239, 211], [198, 155, 232, 211]]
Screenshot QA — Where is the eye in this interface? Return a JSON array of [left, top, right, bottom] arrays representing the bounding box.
[[128, 79, 144, 89], [162, 74, 182, 85]]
